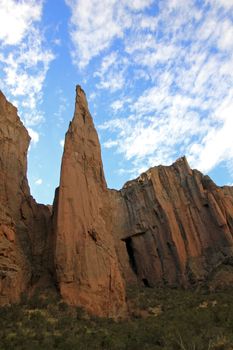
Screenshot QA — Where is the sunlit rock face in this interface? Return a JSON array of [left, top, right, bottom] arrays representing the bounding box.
[[54, 86, 233, 313], [0, 91, 51, 305], [1, 86, 233, 317], [53, 86, 127, 318], [111, 157, 233, 287]]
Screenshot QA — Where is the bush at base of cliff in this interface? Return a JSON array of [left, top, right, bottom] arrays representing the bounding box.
[[1, 287, 233, 349]]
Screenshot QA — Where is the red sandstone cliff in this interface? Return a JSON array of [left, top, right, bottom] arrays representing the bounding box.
[[53, 86, 126, 318], [111, 157, 233, 287], [0, 91, 51, 305], [1, 86, 233, 317]]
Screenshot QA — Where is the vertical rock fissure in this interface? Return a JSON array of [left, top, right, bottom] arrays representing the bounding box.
[[123, 237, 138, 275]]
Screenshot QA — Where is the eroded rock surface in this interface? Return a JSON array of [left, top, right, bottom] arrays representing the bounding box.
[[0, 91, 52, 305], [53, 86, 126, 318], [112, 157, 233, 287], [1, 86, 233, 317]]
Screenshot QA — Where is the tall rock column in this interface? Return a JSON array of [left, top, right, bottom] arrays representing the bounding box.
[[54, 86, 126, 318], [0, 91, 51, 305]]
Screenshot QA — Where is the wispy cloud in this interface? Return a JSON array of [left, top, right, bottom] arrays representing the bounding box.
[[94, 1, 233, 180], [65, 0, 153, 68], [28, 127, 39, 145], [54, 89, 69, 126], [191, 90, 233, 173], [65, 0, 233, 183], [60, 139, 65, 148], [0, 0, 54, 128], [35, 178, 43, 185], [111, 99, 125, 112], [0, 0, 42, 45]]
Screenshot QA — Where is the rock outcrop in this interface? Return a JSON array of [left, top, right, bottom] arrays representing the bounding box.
[[222, 186, 233, 198], [0, 91, 51, 305], [53, 86, 126, 318], [111, 157, 233, 287], [1, 85, 233, 318]]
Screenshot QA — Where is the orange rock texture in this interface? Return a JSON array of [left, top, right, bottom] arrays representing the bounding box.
[[111, 157, 233, 287], [1, 86, 233, 317], [0, 91, 51, 305], [53, 86, 126, 318]]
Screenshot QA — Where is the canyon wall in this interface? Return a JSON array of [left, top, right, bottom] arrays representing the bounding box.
[[111, 157, 233, 287], [1, 86, 233, 317], [0, 91, 51, 305]]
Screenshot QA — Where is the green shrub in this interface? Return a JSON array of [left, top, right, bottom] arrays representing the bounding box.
[[1, 286, 233, 349]]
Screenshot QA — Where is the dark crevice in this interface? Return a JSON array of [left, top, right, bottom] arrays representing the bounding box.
[[123, 237, 137, 275], [142, 278, 151, 288], [82, 111, 86, 124], [88, 229, 97, 242]]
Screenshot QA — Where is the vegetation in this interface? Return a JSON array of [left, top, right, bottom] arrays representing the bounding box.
[[1, 286, 233, 349]]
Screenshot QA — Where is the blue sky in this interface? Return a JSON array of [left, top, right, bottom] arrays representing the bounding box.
[[0, 0, 233, 204]]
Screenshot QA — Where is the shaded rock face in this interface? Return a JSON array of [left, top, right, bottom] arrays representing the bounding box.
[[111, 157, 233, 287], [53, 86, 126, 318], [0, 91, 52, 305]]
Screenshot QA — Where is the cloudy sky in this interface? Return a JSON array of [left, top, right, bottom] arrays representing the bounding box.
[[0, 0, 233, 204]]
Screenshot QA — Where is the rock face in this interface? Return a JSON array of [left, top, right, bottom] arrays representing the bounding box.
[[53, 86, 126, 318], [222, 186, 233, 198], [1, 85, 233, 317], [111, 157, 233, 287], [0, 91, 51, 305]]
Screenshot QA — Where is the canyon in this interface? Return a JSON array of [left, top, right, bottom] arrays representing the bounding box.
[[0, 86, 233, 318]]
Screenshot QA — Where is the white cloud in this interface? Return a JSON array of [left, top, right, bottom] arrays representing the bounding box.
[[138, 15, 157, 30], [94, 52, 129, 92], [35, 178, 43, 185], [89, 92, 97, 101], [134, 44, 177, 67], [65, 0, 154, 68], [111, 100, 124, 112], [190, 91, 233, 173], [110, 97, 132, 113], [97, 71, 125, 92], [126, 0, 153, 11], [27, 128, 39, 145], [0, 1, 54, 127], [54, 92, 69, 126], [103, 139, 118, 148], [101, 104, 206, 166], [94, 52, 118, 77], [60, 139, 65, 148], [53, 38, 61, 46], [0, 0, 42, 45], [66, 0, 233, 182], [217, 20, 233, 51], [125, 33, 156, 55], [213, 0, 233, 10]]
